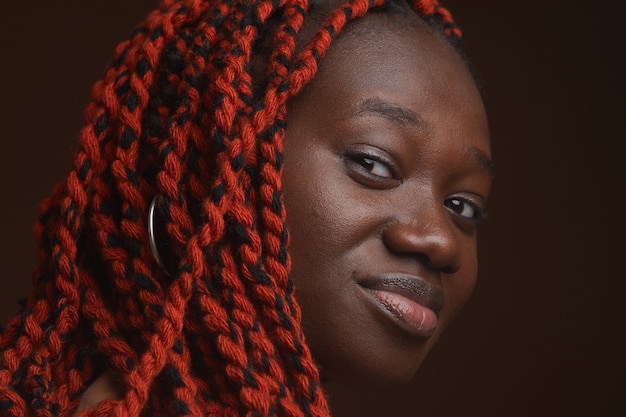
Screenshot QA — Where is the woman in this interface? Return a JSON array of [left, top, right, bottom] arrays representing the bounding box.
[[0, 0, 493, 415]]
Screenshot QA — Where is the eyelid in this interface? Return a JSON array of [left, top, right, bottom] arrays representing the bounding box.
[[344, 144, 401, 178], [445, 194, 488, 225], [343, 145, 403, 189]]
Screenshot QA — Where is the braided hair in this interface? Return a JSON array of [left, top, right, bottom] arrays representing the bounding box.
[[0, 0, 462, 415]]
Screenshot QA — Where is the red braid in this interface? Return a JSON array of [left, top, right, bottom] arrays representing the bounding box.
[[0, 0, 462, 415]]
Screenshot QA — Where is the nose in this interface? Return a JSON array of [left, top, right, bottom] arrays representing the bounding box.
[[382, 204, 460, 274]]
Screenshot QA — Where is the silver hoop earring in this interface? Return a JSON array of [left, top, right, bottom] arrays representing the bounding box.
[[148, 195, 171, 275]]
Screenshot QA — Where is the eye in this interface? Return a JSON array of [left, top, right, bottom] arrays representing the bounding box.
[[344, 144, 400, 186], [444, 197, 487, 224], [355, 156, 393, 179]]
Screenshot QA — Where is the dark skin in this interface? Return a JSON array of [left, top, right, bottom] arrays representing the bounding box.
[[283, 10, 492, 391], [74, 7, 492, 414]]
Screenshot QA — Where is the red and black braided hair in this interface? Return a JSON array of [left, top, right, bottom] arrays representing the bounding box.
[[0, 0, 461, 415]]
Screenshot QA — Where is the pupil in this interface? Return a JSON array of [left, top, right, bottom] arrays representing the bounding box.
[[361, 158, 376, 171], [360, 157, 375, 170]]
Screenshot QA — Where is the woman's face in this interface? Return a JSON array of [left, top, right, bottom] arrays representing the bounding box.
[[282, 12, 492, 388]]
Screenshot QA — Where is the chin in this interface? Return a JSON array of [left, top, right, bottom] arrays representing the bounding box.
[[319, 358, 427, 414], [317, 334, 439, 393]]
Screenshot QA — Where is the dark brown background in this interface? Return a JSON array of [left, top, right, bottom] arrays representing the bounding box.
[[1, 1, 624, 416]]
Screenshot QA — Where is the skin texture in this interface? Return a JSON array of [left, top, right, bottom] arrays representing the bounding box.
[[282, 10, 492, 391], [74, 6, 492, 413], [73, 371, 123, 414]]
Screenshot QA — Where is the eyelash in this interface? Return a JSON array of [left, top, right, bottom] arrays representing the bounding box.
[[344, 150, 399, 185], [444, 197, 488, 225], [345, 148, 488, 226]]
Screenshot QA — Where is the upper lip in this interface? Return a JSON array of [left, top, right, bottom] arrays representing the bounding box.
[[357, 273, 445, 314]]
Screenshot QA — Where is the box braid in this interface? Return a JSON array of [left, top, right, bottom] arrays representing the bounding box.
[[0, 0, 462, 415]]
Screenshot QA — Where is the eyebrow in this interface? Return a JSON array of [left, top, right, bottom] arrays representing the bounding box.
[[349, 97, 495, 178], [467, 146, 496, 179], [350, 97, 424, 127]]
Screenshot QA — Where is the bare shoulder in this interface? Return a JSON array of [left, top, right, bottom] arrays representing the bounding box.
[[72, 370, 124, 416]]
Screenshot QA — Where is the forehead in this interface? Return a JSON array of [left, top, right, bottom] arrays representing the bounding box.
[[289, 10, 490, 153]]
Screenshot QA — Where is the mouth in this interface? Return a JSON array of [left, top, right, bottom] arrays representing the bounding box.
[[357, 273, 445, 338]]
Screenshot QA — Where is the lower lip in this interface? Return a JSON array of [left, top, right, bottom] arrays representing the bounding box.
[[361, 288, 439, 337]]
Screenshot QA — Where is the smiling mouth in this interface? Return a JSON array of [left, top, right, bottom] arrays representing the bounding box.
[[358, 274, 444, 338]]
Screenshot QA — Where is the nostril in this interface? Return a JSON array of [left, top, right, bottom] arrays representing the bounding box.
[[382, 221, 459, 272], [439, 265, 456, 275], [382, 223, 418, 254], [414, 253, 458, 275]]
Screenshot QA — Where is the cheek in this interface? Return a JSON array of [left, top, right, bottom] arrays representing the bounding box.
[[442, 248, 478, 323], [282, 149, 368, 268], [283, 177, 359, 276]]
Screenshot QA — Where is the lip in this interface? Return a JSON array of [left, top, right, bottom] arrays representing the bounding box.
[[357, 273, 445, 338]]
